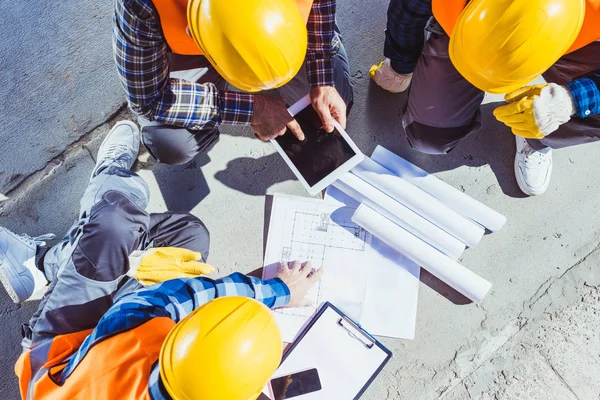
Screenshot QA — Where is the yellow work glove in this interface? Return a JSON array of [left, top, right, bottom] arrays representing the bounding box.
[[126, 247, 214, 286], [493, 83, 576, 139], [369, 58, 413, 93]]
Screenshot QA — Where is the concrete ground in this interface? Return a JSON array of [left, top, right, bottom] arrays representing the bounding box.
[[1, 1, 599, 399]]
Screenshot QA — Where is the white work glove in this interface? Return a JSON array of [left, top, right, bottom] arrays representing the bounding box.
[[494, 83, 576, 139], [369, 58, 413, 93]]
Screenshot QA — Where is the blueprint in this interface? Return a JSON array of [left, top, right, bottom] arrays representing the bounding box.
[[263, 193, 420, 342]]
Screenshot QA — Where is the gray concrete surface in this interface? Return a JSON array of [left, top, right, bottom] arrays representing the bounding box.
[[1, 0, 600, 399]]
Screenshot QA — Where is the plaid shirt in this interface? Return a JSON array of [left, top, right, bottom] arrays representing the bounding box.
[[58, 273, 290, 388], [566, 76, 600, 118], [385, 0, 600, 116], [113, 0, 336, 130]]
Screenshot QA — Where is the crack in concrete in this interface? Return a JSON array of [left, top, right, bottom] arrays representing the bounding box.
[[0, 103, 129, 215], [440, 243, 600, 399], [537, 349, 581, 400]]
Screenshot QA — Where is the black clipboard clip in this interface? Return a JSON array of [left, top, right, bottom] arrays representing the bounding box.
[[337, 317, 375, 349]]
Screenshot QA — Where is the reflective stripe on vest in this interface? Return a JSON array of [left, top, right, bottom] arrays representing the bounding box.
[[152, 0, 314, 56], [15, 317, 175, 400], [432, 0, 600, 54]]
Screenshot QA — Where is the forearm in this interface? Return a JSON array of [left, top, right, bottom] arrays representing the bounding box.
[[384, 0, 432, 74], [565, 72, 600, 118], [305, 0, 336, 87], [105, 273, 290, 328]]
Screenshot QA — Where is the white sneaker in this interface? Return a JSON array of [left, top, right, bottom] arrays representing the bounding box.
[[514, 136, 553, 196], [92, 120, 140, 178], [0, 228, 55, 303]]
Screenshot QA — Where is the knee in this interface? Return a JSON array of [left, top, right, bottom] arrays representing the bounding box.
[[89, 191, 149, 245], [405, 121, 477, 155], [141, 130, 197, 166]]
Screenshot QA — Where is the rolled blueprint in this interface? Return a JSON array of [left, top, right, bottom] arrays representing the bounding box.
[[352, 204, 492, 302], [333, 174, 465, 260], [371, 146, 507, 232], [352, 158, 484, 248]]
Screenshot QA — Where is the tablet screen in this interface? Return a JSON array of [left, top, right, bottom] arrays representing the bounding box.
[[275, 106, 357, 186]]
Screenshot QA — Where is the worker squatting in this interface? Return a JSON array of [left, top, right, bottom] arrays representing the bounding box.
[[1, 0, 599, 399]]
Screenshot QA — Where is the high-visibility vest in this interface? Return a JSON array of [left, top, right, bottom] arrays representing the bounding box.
[[151, 0, 314, 56], [15, 317, 176, 400], [432, 0, 600, 54]]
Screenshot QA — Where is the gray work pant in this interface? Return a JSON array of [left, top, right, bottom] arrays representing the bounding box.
[[403, 34, 600, 154], [23, 166, 210, 351], [140, 32, 354, 165]]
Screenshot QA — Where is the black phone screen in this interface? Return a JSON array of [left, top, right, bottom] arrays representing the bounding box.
[[270, 368, 322, 399], [275, 106, 356, 186]]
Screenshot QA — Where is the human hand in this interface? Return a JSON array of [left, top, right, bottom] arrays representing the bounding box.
[[493, 83, 576, 139], [310, 86, 347, 133], [369, 58, 413, 93], [127, 247, 214, 286], [251, 95, 305, 141], [276, 261, 324, 308]]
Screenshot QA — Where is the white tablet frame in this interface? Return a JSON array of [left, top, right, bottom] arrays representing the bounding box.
[[271, 94, 364, 196]]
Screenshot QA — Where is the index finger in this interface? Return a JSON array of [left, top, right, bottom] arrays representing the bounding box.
[[309, 267, 325, 282], [286, 119, 305, 141]]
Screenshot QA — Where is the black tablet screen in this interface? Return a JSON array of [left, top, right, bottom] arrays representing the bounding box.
[[275, 106, 356, 186]]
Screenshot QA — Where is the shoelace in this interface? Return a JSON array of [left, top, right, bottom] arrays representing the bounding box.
[[19, 233, 56, 247], [520, 144, 550, 167], [101, 144, 129, 161]]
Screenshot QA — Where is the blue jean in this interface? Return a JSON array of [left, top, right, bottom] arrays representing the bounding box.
[[23, 166, 210, 353]]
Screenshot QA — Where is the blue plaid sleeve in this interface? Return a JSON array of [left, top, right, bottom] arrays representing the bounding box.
[[113, 0, 253, 128], [60, 273, 290, 382], [566, 75, 600, 118], [384, 0, 432, 74], [305, 0, 337, 87]]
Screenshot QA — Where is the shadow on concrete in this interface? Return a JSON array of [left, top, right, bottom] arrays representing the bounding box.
[[368, 100, 526, 199], [151, 152, 212, 212], [214, 153, 296, 196], [419, 270, 472, 305]]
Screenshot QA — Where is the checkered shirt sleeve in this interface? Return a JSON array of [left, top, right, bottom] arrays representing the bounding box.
[[59, 273, 290, 383], [306, 0, 338, 87], [113, 0, 254, 129], [384, 0, 433, 74], [566, 75, 600, 118]]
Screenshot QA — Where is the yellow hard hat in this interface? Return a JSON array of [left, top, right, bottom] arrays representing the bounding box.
[[159, 296, 283, 400], [187, 0, 308, 92], [449, 0, 586, 94]]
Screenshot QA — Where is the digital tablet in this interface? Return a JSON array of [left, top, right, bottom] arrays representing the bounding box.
[[271, 94, 364, 196]]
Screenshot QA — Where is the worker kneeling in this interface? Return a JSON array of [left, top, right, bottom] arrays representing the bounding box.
[[1, 120, 322, 400], [371, 0, 600, 196], [114, 0, 353, 166]]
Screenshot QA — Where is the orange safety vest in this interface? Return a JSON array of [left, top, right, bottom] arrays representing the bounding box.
[[432, 0, 600, 54], [15, 317, 176, 400], [152, 0, 314, 56]]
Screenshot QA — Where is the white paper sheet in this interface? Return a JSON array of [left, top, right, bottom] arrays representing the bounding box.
[[333, 173, 465, 260], [263, 193, 419, 342], [273, 306, 390, 400], [352, 204, 492, 302], [371, 146, 506, 232], [352, 157, 484, 248], [325, 186, 420, 339]]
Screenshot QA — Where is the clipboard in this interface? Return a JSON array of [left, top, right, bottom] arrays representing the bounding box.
[[270, 302, 392, 399]]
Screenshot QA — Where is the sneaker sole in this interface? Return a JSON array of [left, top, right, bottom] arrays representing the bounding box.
[[0, 268, 22, 304]]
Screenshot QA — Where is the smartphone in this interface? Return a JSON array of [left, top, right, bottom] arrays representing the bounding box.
[[270, 368, 322, 399]]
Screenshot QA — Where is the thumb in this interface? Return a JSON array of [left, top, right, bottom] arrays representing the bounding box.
[[505, 84, 546, 103], [180, 260, 215, 275], [314, 104, 335, 133]]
